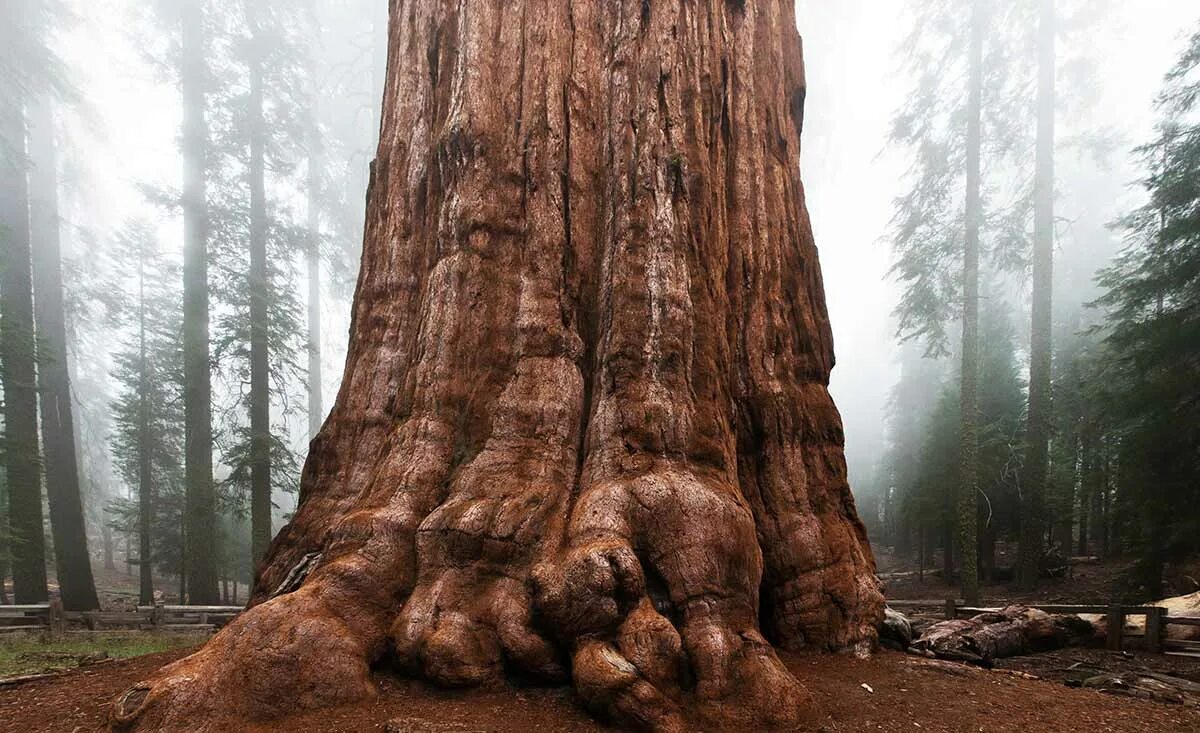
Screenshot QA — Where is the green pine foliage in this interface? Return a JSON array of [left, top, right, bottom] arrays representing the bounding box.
[[106, 221, 187, 585], [887, 293, 1026, 566], [1091, 25, 1200, 594]]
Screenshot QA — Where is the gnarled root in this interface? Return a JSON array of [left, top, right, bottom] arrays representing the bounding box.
[[534, 464, 823, 731], [110, 587, 379, 732]]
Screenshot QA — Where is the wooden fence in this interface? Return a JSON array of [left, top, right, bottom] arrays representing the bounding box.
[[0, 600, 243, 636], [888, 598, 1200, 655]]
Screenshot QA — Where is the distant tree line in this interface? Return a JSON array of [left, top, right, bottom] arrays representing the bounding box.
[[868, 0, 1200, 602], [0, 0, 383, 608]]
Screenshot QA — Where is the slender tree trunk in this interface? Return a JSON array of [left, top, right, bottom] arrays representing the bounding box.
[[181, 0, 219, 605], [247, 20, 273, 569], [371, 3, 387, 148], [137, 249, 154, 606], [1100, 444, 1111, 556], [980, 519, 996, 583], [112, 6, 883, 731], [958, 0, 984, 606], [1089, 436, 1104, 557], [0, 72, 48, 605], [101, 509, 116, 572], [943, 520, 956, 582], [1019, 0, 1056, 590], [307, 73, 324, 440], [27, 97, 101, 612], [1077, 429, 1094, 557]]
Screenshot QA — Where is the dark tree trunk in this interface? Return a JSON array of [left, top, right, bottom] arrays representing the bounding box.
[[180, 0, 220, 606], [980, 519, 996, 584], [1019, 0, 1056, 590], [247, 17, 272, 568], [307, 100, 323, 441], [102, 515, 116, 572], [958, 0, 984, 606], [0, 69, 48, 605], [943, 520, 957, 582], [1077, 429, 1095, 557], [136, 246, 155, 607], [27, 97, 101, 612], [112, 4, 883, 731]]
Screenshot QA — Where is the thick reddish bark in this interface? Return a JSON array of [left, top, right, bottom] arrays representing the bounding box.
[[112, 2, 882, 731]]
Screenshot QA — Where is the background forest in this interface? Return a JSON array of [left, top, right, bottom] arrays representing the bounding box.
[[0, 0, 1197, 612]]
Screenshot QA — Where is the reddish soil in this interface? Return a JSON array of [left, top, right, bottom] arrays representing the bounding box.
[[2, 648, 1197, 732]]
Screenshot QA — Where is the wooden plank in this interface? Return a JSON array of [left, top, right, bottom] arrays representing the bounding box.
[[1146, 606, 1165, 654], [1027, 605, 1112, 615], [1166, 616, 1200, 628], [86, 614, 151, 625], [1107, 607, 1125, 651], [0, 626, 47, 633], [163, 606, 241, 613], [0, 605, 51, 612], [47, 599, 64, 638], [887, 599, 962, 608], [1165, 639, 1200, 650], [137, 606, 242, 614], [941, 603, 1163, 617]]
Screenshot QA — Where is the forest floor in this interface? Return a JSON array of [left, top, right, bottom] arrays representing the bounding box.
[[0, 632, 208, 678], [876, 548, 1151, 606], [1, 646, 1198, 732]]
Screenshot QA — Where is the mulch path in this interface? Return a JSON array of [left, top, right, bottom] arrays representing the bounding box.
[[2, 647, 1198, 732]]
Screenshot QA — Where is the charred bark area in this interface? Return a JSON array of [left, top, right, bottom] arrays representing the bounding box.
[[112, 2, 883, 731]]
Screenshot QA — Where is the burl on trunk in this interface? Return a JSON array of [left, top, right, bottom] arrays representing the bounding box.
[[111, 2, 882, 730]]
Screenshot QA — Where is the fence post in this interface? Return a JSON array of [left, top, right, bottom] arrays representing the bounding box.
[[944, 598, 957, 620], [152, 599, 165, 631], [48, 598, 64, 638], [1145, 606, 1165, 654], [1106, 606, 1124, 651]]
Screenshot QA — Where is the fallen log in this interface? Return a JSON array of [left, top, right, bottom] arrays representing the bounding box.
[[879, 607, 914, 651], [911, 605, 1098, 666], [1082, 670, 1200, 707]]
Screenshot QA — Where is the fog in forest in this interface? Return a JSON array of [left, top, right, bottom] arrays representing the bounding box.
[[3, 0, 1199, 611]]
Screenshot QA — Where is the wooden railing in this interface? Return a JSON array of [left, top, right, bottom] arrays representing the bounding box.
[[887, 598, 1200, 655], [0, 600, 243, 635]]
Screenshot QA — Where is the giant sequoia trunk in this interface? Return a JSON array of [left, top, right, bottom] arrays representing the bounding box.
[[112, 3, 882, 730]]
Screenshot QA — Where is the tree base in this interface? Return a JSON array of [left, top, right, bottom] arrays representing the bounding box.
[[112, 459, 866, 731]]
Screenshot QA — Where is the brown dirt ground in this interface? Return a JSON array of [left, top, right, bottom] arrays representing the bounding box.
[[2, 648, 1198, 732]]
